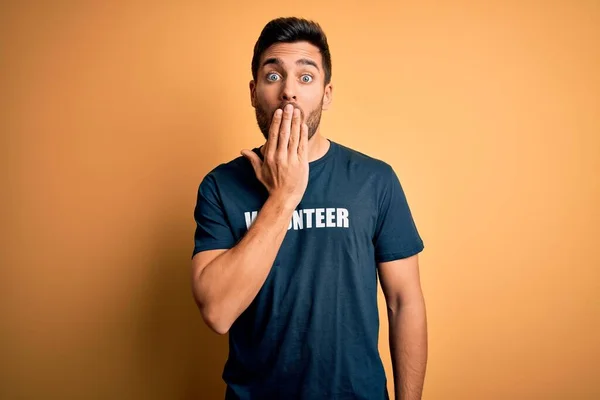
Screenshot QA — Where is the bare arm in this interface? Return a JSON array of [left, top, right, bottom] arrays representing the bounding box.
[[378, 254, 428, 400], [191, 195, 295, 334], [191, 105, 308, 334]]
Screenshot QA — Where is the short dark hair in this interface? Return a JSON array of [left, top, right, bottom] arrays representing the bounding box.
[[251, 17, 332, 85]]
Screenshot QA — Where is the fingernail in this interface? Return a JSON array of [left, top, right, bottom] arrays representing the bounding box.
[[285, 104, 293, 112]]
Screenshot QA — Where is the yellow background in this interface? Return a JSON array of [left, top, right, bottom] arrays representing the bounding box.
[[1, 1, 598, 399]]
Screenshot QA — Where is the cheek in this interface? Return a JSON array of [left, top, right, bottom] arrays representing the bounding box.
[[256, 83, 279, 101], [303, 87, 324, 105], [304, 97, 322, 114]]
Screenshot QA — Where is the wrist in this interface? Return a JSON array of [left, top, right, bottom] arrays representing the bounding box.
[[267, 192, 299, 214]]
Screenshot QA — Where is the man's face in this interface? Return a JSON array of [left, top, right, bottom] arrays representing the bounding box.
[[250, 41, 333, 141]]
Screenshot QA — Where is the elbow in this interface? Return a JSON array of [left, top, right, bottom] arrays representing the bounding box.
[[199, 303, 232, 335], [204, 309, 231, 335], [191, 281, 230, 335], [191, 276, 233, 335]]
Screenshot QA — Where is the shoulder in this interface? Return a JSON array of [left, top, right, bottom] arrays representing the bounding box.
[[196, 149, 266, 206], [332, 141, 396, 178], [201, 150, 256, 186]]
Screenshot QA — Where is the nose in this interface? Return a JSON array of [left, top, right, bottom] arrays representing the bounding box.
[[280, 78, 297, 103]]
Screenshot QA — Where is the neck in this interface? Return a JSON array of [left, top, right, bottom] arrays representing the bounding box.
[[260, 131, 330, 163]]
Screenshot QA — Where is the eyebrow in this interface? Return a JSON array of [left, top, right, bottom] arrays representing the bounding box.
[[261, 57, 320, 71]]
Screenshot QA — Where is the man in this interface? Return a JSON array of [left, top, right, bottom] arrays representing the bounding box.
[[191, 17, 427, 400]]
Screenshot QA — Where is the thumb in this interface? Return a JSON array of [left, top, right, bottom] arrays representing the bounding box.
[[241, 149, 262, 176]]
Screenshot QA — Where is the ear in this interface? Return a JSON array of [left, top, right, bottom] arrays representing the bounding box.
[[249, 80, 257, 108], [322, 83, 333, 111]]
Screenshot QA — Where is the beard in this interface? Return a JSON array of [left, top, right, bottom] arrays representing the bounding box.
[[254, 100, 323, 141]]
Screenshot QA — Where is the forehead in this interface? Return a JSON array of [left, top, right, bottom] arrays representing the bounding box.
[[260, 41, 323, 68]]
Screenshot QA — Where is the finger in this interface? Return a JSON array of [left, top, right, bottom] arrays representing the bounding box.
[[266, 109, 282, 159], [288, 108, 301, 155], [241, 149, 262, 176], [277, 104, 294, 155], [298, 122, 308, 160]]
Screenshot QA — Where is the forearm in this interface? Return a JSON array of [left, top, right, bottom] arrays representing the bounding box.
[[194, 195, 295, 333], [388, 297, 428, 400]]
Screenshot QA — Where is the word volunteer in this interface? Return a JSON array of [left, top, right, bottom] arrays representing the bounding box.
[[244, 207, 350, 231]]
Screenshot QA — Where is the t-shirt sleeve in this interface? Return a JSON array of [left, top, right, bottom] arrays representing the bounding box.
[[191, 173, 237, 259], [373, 165, 424, 263]]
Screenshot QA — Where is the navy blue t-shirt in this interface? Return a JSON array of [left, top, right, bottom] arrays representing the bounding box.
[[192, 139, 424, 400]]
